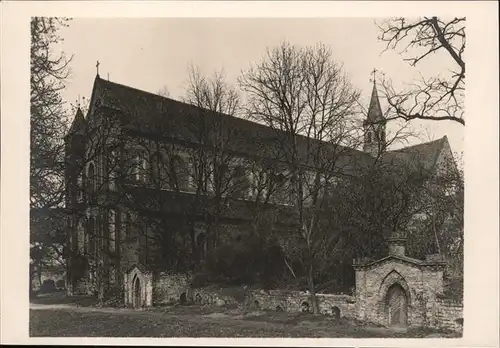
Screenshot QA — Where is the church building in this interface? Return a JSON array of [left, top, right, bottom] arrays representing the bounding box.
[[64, 73, 458, 297]]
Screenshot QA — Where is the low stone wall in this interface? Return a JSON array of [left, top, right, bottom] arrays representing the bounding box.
[[246, 290, 356, 318], [152, 273, 191, 305], [317, 293, 357, 318], [433, 298, 463, 333], [191, 287, 242, 306], [147, 272, 462, 334]]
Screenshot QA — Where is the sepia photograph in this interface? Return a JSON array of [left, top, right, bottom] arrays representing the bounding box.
[[0, 1, 498, 346]]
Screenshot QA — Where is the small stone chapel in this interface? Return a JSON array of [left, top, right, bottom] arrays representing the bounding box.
[[353, 230, 448, 328]]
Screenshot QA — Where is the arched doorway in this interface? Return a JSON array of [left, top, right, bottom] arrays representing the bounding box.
[[386, 283, 408, 327], [133, 276, 141, 308]]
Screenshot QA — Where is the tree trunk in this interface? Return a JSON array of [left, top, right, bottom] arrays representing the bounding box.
[[37, 263, 43, 289], [307, 263, 319, 314]]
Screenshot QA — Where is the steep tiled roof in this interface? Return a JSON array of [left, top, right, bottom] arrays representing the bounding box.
[[85, 76, 452, 176], [383, 137, 448, 172], [90, 76, 373, 172]]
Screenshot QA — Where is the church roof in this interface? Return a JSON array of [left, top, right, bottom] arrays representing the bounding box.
[[84, 75, 453, 177], [366, 82, 384, 124], [353, 253, 446, 269], [383, 136, 449, 172], [89, 75, 373, 172]]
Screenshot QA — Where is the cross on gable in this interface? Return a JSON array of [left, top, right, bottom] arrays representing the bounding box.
[[96, 60, 100, 76]]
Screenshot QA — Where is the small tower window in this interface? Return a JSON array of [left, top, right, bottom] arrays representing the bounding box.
[[366, 131, 372, 143]]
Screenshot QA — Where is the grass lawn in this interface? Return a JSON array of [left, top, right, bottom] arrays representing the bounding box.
[[29, 293, 459, 338]]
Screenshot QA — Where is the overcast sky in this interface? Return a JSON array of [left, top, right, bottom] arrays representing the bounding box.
[[56, 18, 464, 155]]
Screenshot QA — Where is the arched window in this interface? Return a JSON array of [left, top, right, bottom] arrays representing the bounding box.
[[77, 173, 84, 202], [366, 131, 372, 143], [108, 150, 117, 190], [135, 151, 148, 183], [87, 162, 96, 193], [150, 152, 163, 186], [77, 221, 85, 253], [247, 170, 257, 199], [172, 155, 188, 190], [108, 210, 116, 252]]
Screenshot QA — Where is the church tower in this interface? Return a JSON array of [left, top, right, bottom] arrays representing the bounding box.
[[64, 107, 87, 295], [363, 73, 386, 157]]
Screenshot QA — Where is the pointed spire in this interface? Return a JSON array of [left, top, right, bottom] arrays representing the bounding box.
[[367, 78, 384, 123], [68, 107, 86, 136]]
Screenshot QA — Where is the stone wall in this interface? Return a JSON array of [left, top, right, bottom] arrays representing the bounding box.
[[152, 273, 191, 305], [191, 287, 242, 307], [432, 298, 463, 333], [246, 290, 356, 318], [127, 264, 462, 334]]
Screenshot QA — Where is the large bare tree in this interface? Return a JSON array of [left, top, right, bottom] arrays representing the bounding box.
[[30, 17, 73, 293], [377, 17, 465, 125], [239, 42, 362, 313]]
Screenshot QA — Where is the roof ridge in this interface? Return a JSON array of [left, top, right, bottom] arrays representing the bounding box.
[[389, 136, 446, 153], [94, 76, 369, 157]]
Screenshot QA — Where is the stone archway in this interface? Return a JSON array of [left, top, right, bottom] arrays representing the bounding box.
[[124, 264, 153, 308], [386, 283, 408, 327], [133, 275, 141, 308]]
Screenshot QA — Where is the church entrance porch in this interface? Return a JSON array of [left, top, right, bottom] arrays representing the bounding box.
[[123, 264, 153, 308], [386, 283, 408, 327]]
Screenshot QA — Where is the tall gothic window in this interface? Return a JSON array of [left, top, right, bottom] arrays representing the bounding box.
[[77, 221, 85, 253], [108, 150, 117, 190], [247, 170, 257, 199], [109, 210, 116, 252], [208, 161, 215, 193], [77, 173, 84, 202], [87, 162, 96, 193], [136, 151, 148, 183], [172, 155, 188, 191], [150, 152, 163, 187]]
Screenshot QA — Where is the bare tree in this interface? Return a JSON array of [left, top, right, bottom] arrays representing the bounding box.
[[239, 42, 362, 313], [377, 17, 465, 125], [156, 85, 170, 98], [30, 17, 73, 293]]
